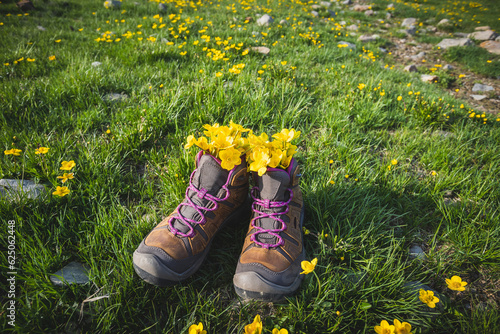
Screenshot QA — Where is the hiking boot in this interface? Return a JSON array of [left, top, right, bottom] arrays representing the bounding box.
[[133, 151, 250, 286], [233, 158, 305, 302]]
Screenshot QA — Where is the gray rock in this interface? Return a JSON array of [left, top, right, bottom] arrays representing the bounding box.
[[404, 64, 418, 72], [410, 51, 426, 60], [50, 262, 90, 286], [436, 38, 474, 49], [104, 0, 121, 9], [454, 32, 469, 38], [401, 18, 417, 28], [257, 14, 274, 26], [91, 61, 102, 67], [251, 46, 270, 55], [311, 10, 319, 17], [421, 74, 439, 83], [475, 26, 491, 31], [409, 245, 425, 260], [471, 95, 487, 101], [386, 12, 392, 20], [472, 83, 494, 92], [341, 0, 352, 5], [347, 24, 358, 31], [0, 179, 48, 201], [338, 41, 356, 49], [37, 25, 46, 31], [480, 40, 500, 55], [358, 34, 380, 43], [159, 3, 167, 11], [328, 10, 336, 17], [387, 3, 394, 9], [320, 1, 331, 8], [353, 5, 370, 12], [364, 10, 374, 16], [103, 93, 128, 103], [379, 47, 387, 53], [339, 20, 347, 26], [469, 30, 498, 41], [443, 64, 453, 71], [437, 19, 450, 26], [496, 36, 500, 42], [279, 19, 287, 25], [427, 26, 437, 33], [311, 5, 321, 10], [401, 27, 417, 36]]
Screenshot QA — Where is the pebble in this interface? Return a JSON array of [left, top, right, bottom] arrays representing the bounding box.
[[91, 61, 102, 67], [479, 40, 500, 55], [320, 1, 331, 8], [37, 25, 46, 31], [386, 12, 392, 20], [471, 95, 487, 101], [472, 83, 494, 92], [410, 51, 426, 61], [404, 64, 418, 72], [311, 10, 319, 17], [401, 18, 417, 28], [353, 5, 370, 12], [0, 179, 47, 201], [50, 262, 90, 286], [437, 19, 450, 26], [311, 5, 321, 10], [364, 10, 374, 16], [421, 74, 439, 83], [443, 64, 453, 71], [401, 27, 417, 36], [475, 26, 491, 31], [427, 26, 437, 33], [103, 93, 129, 103], [251, 46, 270, 55], [341, 0, 352, 5], [257, 14, 274, 26], [159, 3, 167, 11], [358, 34, 380, 43], [409, 245, 425, 260], [279, 19, 287, 25], [347, 24, 358, 31], [436, 38, 474, 49]]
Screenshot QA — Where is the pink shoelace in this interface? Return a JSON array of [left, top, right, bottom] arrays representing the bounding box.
[[250, 186, 293, 249], [168, 169, 230, 238]]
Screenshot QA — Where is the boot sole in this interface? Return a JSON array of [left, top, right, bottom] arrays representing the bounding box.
[[133, 196, 251, 286], [233, 206, 306, 302]]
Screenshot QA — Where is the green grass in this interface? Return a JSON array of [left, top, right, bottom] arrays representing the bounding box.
[[442, 46, 500, 78], [1, 0, 499, 333]]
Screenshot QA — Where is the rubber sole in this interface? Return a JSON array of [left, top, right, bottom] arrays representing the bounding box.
[[133, 196, 251, 286]]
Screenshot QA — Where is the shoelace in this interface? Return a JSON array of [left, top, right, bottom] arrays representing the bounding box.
[[168, 169, 230, 238], [250, 186, 293, 249]]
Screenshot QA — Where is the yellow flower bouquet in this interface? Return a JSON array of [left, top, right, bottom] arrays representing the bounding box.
[[184, 122, 300, 173]]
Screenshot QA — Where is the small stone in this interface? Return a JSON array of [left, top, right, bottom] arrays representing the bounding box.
[[341, 0, 352, 5], [472, 83, 494, 92], [158, 3, 167, 11], [479, 40, 500, 55], [257, 14, 274, 26], [338, 41, 356, 49], [251, 46, 270, 55], [496, 36, 500, 42], [104, 1, 121, 9], [437, 19, 450, 26], [37, 25, 46, 31], [353, 5, 370, 12], [279, 19, 287, 25], [50, 262, 90, 286], [386, 12, 392, 20], [347, 24, 358, 31], [311, 5, 321, 10], [469, 30, 498, 41], [358, 34, 380, 43], [91, 61, 102, 67], [436, 38, 474, 49], [409, 245, 425, 260], [223, 81, 234, 89], [328, 10, 336, 17], [339, 20, 347, 26], [311, 10, 319, 17], [443, 64, 453, 71], [475, 26, 491, 31], [320, 1, 331, 8], [401, 27, 417, 36], [16, 0, 34, 11], [454, 32, 469, 38], [427, 26, 437, 33], [379, 47, 387, 53], [404, 64, 418, 72], [410, 52, 426, 61], [471, 95, 487, 101], [0, 179, 48, 201], [103, 93, 128, 103], [401, 18, 417, 28], [421, 75, 439, 83], [364, 10, 374, 16]]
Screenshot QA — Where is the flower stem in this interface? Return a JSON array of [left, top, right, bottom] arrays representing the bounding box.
[[313, 271, 322, 302]]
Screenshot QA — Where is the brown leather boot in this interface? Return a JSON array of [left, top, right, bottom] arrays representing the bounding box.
[[233, 158, 305, 301], [133, 151, 250, 286]]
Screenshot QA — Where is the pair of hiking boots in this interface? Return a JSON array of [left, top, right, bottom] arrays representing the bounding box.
[[133, 151, 305, 302]]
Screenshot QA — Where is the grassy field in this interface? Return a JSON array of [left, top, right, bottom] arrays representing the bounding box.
[[1, 0, 499, 333]]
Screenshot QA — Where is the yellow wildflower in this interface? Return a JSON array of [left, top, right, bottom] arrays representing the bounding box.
[[393, 319, 412, 334], [188, 322, 207, 334], [49, 55, 56, 61], [56, 173, 74, 183], [446, 275, 467, 291], [244, 315, 262, 334], [357, 83, 366, 90], [374, 320, 395, 334], [300, 258, 317, 274], [60, 160, 76, 171], [219, 147, 241, 171], [35, 147, 50, 154], [272, 329, 288, 334], [419, 289, 439, 308], [4, 149, 22, 156], [52, 186, 70, 197], [391, 159, 398, 165]]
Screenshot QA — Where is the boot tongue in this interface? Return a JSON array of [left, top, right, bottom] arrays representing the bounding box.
[[254, 168, 290, 244], [172, 153, 229, 235]]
